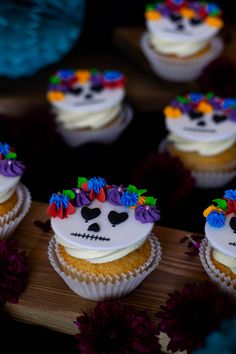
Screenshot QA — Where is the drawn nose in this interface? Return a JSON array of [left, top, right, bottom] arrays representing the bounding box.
[[85, 93, 93, 100], [177, 24, 184, 31], [88, 223, 100, 233]]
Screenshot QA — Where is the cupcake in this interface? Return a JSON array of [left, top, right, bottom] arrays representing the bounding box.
[[47, 69, 133, 147], [141, 0, 224, 82], [0, 142, 31, 239], [47, 176, 161, 300], [162, 92, 236, 188], [200, 189, 236, 297]]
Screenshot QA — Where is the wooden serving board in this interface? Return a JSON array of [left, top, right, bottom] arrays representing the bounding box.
[[4, 201, 208, 352]]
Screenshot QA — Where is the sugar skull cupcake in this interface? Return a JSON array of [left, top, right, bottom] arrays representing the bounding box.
[[47, 176, 161, 300], [162, 92, 236, 188], [200, 189, 236, 297], [141, 0, 224, 81], [47, 69, 133, 147], [0, 142, 31, 239]]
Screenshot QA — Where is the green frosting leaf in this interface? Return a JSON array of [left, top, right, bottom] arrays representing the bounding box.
[[127, 184, 137, 193], [50, 75, 60, 84], [145, 197, 157, 206], [78, 177, 88, 188], [5, 152, 17, 159], [176, 96, 189, 104], [146, 4, 155, 10], [63, 190, 75, 199], [206, 92, 214, 99], [137, 189, 147, 196], [212, 198, 227, 211]]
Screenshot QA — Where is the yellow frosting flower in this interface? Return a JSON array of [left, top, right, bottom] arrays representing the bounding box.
[[203, 205, 223, 218], [164, 106, 182, 119], [197, 102, 213, 114], [47, 91, 64, 102], [206, 17, 224, 28], [180, 8, 195, 19], [145, 11, 161, 21], [75, 70, 90, 83]]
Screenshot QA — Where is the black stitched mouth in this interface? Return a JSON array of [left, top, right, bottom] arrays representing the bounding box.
[[184, 127, 216, 133], [72, 99, 105, 106], [71, 232, 110, 241], [163, 28, 192, 35]]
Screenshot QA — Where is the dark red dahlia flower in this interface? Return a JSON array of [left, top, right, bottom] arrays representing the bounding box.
[[75, 301, 161, 354], [158, 282, 234, 354], [0, 239, 28, 305]]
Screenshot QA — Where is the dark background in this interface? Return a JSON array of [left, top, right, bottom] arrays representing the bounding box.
[[1, 1, 236, 352]]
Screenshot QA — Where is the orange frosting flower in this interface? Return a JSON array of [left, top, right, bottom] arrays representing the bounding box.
[[197, 102, 213, 113], [206, 17, 224, 28], [164, 106, 182, 119], [203, 205, 223, 218], [180, 8, 195, 19], [47, 91, 64, 102], [75, 70, 90, 83], [145, 11, 161, 21]]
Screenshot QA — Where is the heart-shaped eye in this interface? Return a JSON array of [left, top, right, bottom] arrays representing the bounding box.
[[90, 84, 104, 93], [212, 114, 227, 124], [81, 207, 101, 221], [68, 87, 83, 95], [108, 211, 128, 225], [189, 110, 204, 120], [230, 217, 236, 233], [190, 18, 203, 26]]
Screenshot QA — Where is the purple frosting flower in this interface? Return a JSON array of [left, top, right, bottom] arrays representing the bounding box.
[[73, 188, 91, 207], [135, 205, 160, 223], [106, 185, 124, 206], [0, 159, 25, 177], [229, 110, 236, 122]]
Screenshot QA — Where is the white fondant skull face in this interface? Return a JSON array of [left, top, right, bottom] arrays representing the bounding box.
[[51, 200, 153, 250], [51, 82, 124, 114], [147, 15, 219, 42], [166, 111, 236, 142], [205, 214, 236, 258]]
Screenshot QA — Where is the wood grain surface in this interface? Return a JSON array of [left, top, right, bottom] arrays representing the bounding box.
[[4, 201, 208, 352]]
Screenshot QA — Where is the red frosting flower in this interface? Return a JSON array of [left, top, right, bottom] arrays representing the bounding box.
[[0, 239, 28, 305], [166, 0, 186, 11], [75, 301, 161, 354]]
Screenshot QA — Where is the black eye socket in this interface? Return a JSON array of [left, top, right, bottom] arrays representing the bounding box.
[[190, 18, 203, 26], [230, 217, 236, 233], [68, 87, 83, 95], [170, 13, 182, 22], [197, 121, 206, 127], [90, 84, 104, 93], [81, 207, 101, 222], [189, 110, 204, 120], [108, 211, 128, 227], [212, 114, 227, 124]]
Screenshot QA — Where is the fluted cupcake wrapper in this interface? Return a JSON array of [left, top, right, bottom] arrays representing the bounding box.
[[199, 239, 236, 299], [0, 184, 24, 226], [0, 184, 32, 240], [56, 104, 133, 148], [140, 32, 223, 82], [48, 234, 162, 301]]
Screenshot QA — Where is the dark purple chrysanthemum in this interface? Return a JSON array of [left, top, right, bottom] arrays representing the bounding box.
[[75, 301, 161, 354], [0, 239, 28, 305], [158, 283, 234, 354]]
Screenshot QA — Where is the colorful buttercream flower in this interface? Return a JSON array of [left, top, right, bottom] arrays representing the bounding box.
[[0, 142, 10, 157], [164, 106, 182, 119], [0, 159, 25, 177], [47, 190, 75, 219], [106, 185, 124, 206], [121, 191, 138, 207], [135, 205, 160, 223], [206, 210, 226, 228], [80, 176, 108, 202], [224, 189, 236, 201], [166, 0, 186, 11], [73, 188, 91, 207]]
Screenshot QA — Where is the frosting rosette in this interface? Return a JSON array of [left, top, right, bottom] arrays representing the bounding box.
[[135, 204, 161, 223], [0, 159, 25, 177]]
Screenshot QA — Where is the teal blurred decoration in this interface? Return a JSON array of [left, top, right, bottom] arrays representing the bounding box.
[[0, 0, 85, 78]]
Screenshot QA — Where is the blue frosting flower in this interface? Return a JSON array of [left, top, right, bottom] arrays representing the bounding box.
[[222, 98, 236, 110], [224, 189, 236, 201], [207, 3, 221, 16], [189, 93, 203, 104], [121, 192, 138, 207], [88, 177, 106, 194], [206, 211, 225, 228], [0, 142, 10, 157], [194, 317, 236, 354], [49, 193, 69, 209], [103, 70, 122, 81], [58, 69, 74, 80]]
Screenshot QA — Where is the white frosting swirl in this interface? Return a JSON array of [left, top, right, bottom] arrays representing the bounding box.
[[55, 104, 121, 130], [212, 248, 236, 275], [149, 33, 209, 57], [55, 233, 146, 264], [168, 134, 236, 156], [0, 174, 20, 204]]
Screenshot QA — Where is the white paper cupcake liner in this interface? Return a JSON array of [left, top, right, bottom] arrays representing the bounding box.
[[0, 184, 32, 240], [140, 32, 223, 82], [56, 104, 133, 147], [158, 138, 236, 188], [48, 234, 162, 301], [0, 184, 24, 226], [199, 239, 236, 299]]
